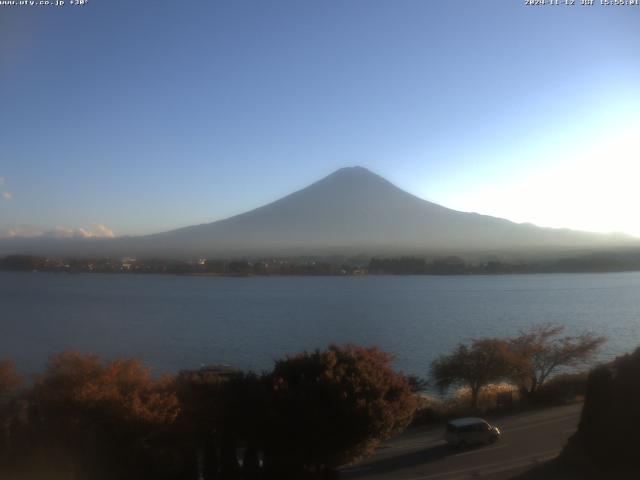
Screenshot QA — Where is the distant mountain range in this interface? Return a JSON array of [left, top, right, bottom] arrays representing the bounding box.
[[1, 167, 636, 258]]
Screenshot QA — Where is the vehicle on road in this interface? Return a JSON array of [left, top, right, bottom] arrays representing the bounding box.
[[445, 417, 501, 447]]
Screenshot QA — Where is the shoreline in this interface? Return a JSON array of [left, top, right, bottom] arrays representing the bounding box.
[[2, 269, 640, 277]]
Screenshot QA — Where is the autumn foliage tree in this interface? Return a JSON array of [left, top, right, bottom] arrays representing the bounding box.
[[430, 339, 517, 410], [1, 346, 418, 479], [0, 360, 22, 461], [0, 360, 22, 396], [28, 352, 181, 480], [265, 344, 416, 477], [508, 324, 605, 397]]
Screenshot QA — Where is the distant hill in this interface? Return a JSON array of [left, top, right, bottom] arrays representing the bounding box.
[[0, 167, 637, 258]]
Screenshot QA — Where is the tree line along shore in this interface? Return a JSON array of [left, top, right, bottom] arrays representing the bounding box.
[[3, 250, 640, 276], [1, 324, 632, 480]]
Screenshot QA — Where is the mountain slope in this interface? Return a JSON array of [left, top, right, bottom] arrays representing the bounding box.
[[1, 167, 636, 258], [125, 166, 634, 256]]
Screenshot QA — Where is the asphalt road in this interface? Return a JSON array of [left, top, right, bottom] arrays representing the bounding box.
[[340, 403, 582, 480]]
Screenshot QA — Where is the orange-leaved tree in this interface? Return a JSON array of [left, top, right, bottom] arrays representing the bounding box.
[[0, 359, 22, 461], [0, 360, 22, 396], [265, 344, 416, 475], [29, 351, 181, 480]]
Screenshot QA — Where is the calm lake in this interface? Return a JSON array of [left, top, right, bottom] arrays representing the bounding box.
[[2, 271, 640, 377]]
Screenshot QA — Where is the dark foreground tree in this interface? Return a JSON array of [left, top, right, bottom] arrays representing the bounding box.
[[0, 360, 22, 460], [27, 352, 182, 480], [509, 324, 605, 397], [0, 360, 21, 396], [561, 346, 640, 477], [265, 344, 416, 476], [176, 366, 267, 480], [1, 346, 416, 479], [430, 339, 516, 410]]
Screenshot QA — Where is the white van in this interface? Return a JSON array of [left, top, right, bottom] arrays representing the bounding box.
[[445, 417, 501, 447]]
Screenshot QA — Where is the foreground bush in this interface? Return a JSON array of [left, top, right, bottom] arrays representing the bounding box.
[[23, 352, 183, 480], [561, 347, 640, 476], [265, 344, 417, 476], [0, 346, 417, 479], [175, 366, 266, 480], [0, 360, 22, 396], [0, 360, 23, 461]]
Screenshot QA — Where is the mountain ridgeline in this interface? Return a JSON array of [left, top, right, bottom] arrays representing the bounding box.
[[0, 167, 636, 259]]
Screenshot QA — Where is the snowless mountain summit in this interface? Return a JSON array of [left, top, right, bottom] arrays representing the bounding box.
[[1, 166, 635, 258], [124, 166, 635, 256]]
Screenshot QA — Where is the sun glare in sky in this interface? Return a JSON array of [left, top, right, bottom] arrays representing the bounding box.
[[427, 98, 640, 237]]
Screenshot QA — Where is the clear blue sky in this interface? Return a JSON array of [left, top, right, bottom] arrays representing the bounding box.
[[1, 0, 639, 237]]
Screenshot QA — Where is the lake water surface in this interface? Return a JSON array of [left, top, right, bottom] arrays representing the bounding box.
[[2, 271, 640, 377]]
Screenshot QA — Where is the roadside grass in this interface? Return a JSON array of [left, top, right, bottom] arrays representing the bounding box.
[[412, 373, 587, 427]]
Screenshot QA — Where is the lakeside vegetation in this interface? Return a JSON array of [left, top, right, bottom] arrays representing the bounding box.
[[3, 249, 640, 276], [0, 325, 605, 480], [430, 325, 604, 410]]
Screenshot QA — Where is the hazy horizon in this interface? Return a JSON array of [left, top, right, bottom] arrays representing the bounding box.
[[2, 166, 638, 261], [2, 166, 639, 244]]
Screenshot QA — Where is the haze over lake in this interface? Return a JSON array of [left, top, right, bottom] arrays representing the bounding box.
[[2, 271, 640, 377]]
